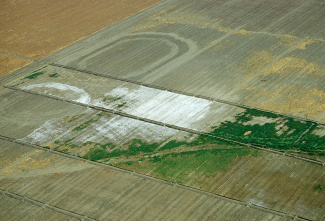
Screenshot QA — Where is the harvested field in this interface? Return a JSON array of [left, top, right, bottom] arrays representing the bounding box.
[[0, 193, 79, 221], [0, 0, 163, 60], [44, 0, 325, 124], [0, 140, 291, 221], [0, 86, 324, 220], [1, 0, 325, 220], [0, 54, 31, 77], [117, 144, 325, 220]]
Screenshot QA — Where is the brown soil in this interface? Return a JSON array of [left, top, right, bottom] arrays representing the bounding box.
[[0, 0, 162, 60]]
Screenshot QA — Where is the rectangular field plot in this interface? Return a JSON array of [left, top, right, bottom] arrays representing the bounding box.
[[6, 65, 325, 160], [0, 141, 287, 221], [8, 65, 245, 132]]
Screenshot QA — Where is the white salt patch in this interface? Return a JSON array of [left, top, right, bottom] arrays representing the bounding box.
[[105, 87, 130, 97], [247, 198, 267, 207], [243, 116, 279, 126], [92, 86, 213, 130], [21, 83, 91, 104], [21, 114, 177, 146], [276, 125, 289, 136], [76, 115, 177, 144], [312, 125, 325, 137], [22, 121, 58, 143]]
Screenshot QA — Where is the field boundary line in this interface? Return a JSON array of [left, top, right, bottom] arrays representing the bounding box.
[[0, 135, 312, 221], [3, 85, 324, 166], [0, 188, 97, 221], [0, 51, 37, 62], [49, 63, 325, 127]]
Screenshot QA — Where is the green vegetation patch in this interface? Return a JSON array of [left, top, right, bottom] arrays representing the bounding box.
[[84, 139, 160, 161], [295, 125, 325, 155], [72, 118, 98, 131], [25, 72, 44, 79], [209, 108, 312, 150], [160, 140, 190, 151], [49, 73, 59, 78], [199, 108, 323, 156], [96, 113, 104, 117], [118, 147, 255, 185], [117, 102, 127, 108], [160, 134, 234, 151], [314, 184, 324, 191]]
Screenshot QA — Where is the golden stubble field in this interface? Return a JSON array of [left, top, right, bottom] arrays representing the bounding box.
[[0, 54, 31, 77]]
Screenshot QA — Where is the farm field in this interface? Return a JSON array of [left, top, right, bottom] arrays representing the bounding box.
[[0, 85, 324, 220], [42, 0, 325, 124], [0, 194, 79, 221], [1, 0, 325, 220], [0, 54, 31, 77], [6, 65, 325, 160], [0, 140, 291, 221], [0, 0, 163, 60]]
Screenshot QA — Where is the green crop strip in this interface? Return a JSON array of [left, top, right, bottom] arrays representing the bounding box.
[[83, 139, 160, 161], [160, 134, 234, 151], [117, 102, 127, 108], [72, 118, 98, 131], [49, 73, 59, 78], [117, 147, 256, 185], [25, 72, 44, 79], [102, 97, 122, 102]]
